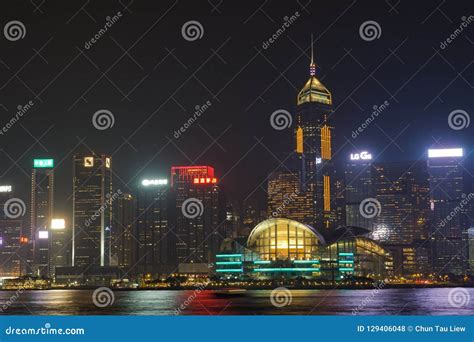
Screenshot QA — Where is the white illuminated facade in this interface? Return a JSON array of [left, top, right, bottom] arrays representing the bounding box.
[[428, 148, 463, 158], [38, 230, 49, 239], [51, 218, 66, 230]]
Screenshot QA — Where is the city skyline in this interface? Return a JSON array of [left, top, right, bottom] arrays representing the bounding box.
[[0, 1, 472, 218], [0, 0, 473, 318]]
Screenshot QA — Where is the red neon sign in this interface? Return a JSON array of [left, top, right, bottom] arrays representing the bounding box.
[[193, 177, 217, 184]]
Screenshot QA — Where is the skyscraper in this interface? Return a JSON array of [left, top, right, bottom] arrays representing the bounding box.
[[30, 158, 54, 277], [171, 166, 225, 271], [50, 218, 69, 277], [135, 179, 172, 276], [112, 192, 136, 272], [267, 170, 313, 225], [72, 154, 112, 268], [373, 160, 430, 275], [345, 151, 375, 231], [428, 148, 469, 275], [295, 39, 336, 230], [0, 186, 23, 278], [469, 228, 474, 274]]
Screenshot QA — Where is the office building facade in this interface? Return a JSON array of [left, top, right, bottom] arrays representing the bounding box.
[[72, 154, 113, 268]]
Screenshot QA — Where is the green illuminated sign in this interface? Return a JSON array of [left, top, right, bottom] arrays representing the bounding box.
[[294, 260, 320, 264], [33, 159, 54, 168], [253, 268, 320, 272], [215, 269, 243, 273]]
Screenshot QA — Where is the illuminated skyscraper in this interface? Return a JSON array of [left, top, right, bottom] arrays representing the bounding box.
[[50, 218, 69, 276], [171, 166, 225, 270], [113, 192, 136, 272], [373, 160, 430, 275], [428, 148, 469, 275], [30, 158, 54, 277], [267, 170, 313, 225], [0, 186, 22, 277], [72, 154, 112, 268], [295, 39, 336, 229], [469, 228, 474, 274], [135, 179, 172, 276], [345, 151, 375, 231]]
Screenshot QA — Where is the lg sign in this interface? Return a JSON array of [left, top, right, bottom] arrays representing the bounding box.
[[350, 151, 372, 161]]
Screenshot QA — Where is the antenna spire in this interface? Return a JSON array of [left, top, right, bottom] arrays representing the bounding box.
[[310, 34, 316, 76]]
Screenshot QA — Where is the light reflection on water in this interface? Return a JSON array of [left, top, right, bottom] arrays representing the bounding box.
[[0, 288, 472, 315]]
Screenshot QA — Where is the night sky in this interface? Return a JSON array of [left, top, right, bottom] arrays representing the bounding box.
[[0, 0, 472, 218]]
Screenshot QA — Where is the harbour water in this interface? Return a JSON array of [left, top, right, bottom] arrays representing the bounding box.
[[0, 288, 472, 315]]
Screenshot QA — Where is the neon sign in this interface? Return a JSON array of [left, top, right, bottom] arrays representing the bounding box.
[[84, 157, 94, 167], [350, 151, 372, 161], [0, 185, 12, 193], [34, 159, 54, 168], [142, 179, 168, 186], [193, 177, 218, 184]]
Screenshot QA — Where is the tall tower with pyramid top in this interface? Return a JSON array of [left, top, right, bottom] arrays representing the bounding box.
[[295, 36, 337, 230]]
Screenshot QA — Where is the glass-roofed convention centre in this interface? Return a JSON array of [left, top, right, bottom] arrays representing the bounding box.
[[215, 218, 391, 281]]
